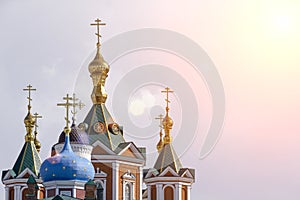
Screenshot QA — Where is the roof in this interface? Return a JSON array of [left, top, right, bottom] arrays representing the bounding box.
[[58, 124, 89, 145], [12, 141, 42, 176], [27, 174, 36, 184], [40, 134, 94, 182], [153, 143, 182, 173], [84, 104, 125, 151]]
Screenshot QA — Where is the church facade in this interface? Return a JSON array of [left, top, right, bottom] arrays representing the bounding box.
[[1, 19, 195, 200]]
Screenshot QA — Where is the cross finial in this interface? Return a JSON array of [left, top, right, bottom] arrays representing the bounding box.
[[155, 114, 164, 131], [33, 112, 42, 133], [23, 84, 36, 110], [161, 87, 174, 114], [70, 93, 85, 124], [90, 18, 106, 47], [57, 94, 73, 131]]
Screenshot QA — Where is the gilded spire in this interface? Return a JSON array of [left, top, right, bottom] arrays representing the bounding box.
[[155, 114, 164, 152], [23, 84, 36, 142], [89, 18, 110, 104], [33, 112, 42, 152], [161, 87, 174, 144], [57, 94, 73, 135], [71, 93, 85, 124]]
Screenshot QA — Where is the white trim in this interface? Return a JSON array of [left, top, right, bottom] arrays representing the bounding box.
[[14, 185, 21, 200], [95, 167, 108, 178], [144, 176, 194, 184], [156, 184, 163, 200], [144, 169, 158, 179], [5, 186, 9, 200], [112, 162, 119, 200], [117, 143, 144, 160], [147, 185, 151, 200], [159, 166, 179, 177], [103, 179, 107, 200], [123, 181, 134, 200], [3, 170, 14, 181], [3, 178, 43, 185], [16, 168, 37, 179], [43, 180, 86, 188], [187, 185, 191, 200], [92, 140, 115, 155], [122, 171, 136, 180], [139, 167, 143, 200], [20, 186, 28, 199], [72, 188, 76, 197], [91, 155, 145, 165], [180, 169, 193, 179], [175, 184, 182, 200]]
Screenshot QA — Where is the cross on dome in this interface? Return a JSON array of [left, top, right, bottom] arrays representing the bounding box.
[[161, 87, 174, 114], [155, 114, 164, 131], [57, 94, 73, 132], [23, 84, 36, 109], [90, 18, 106, 47], [70, 93, 85, 124]]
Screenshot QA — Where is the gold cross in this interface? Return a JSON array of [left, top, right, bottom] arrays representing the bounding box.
[[90, 18, 106, 46], [33, 112, 42, 133], [70, 93, 85, 123], [155, 114, 164, 130], [161, 87, 174, 112], [57, 94, 73, 128], [23, 84, 36, 108]]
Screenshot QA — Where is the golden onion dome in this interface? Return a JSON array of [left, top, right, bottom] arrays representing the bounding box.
[[88, 48, 109, 76], [24, 111, 35, 126], [156, 131, 164, 152], [163, 115, 173, 129], [34, 137, 41, 152]]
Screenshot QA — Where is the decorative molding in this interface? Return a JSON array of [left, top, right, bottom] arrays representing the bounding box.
[[91, 155, 145, 165], [92, 140, 115, 155], [180, 169, 193, 179], [159, 166, 179, 177], [117, 143, 145, 160], [16, 168, 37, 179]]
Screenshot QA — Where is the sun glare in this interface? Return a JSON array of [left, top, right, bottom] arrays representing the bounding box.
[[129, 99, 145, 116], [274, 15, 292, 32]]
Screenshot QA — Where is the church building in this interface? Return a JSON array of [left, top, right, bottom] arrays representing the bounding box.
[[2, 18, 195, 200]]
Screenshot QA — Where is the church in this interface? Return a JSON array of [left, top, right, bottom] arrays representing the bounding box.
[[1, 19, 195, 200]]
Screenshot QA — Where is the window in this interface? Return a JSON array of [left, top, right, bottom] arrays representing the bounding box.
[[164, 186, 174, 200], [125, 183, 131, 200], [96, 182, 104, 200], [122, 171, 135, 200], [60, 191, 71, 196]]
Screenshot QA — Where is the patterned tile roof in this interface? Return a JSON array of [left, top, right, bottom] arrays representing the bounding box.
[[153, 143, 182, 173], [12, 140, 41, 176], [84, 104, 125, 151]]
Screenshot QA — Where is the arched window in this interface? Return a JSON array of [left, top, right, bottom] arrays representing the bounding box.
[[164, 185, 174, 200], [122, 171, 135, 200], [96, 182, 104, 200], [125, 183, 131, 200]]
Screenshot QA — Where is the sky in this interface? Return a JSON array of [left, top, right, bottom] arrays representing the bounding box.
[[1, 0, 300, 199]]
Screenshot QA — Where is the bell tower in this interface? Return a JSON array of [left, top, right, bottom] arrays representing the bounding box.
[[83, 19, 146, 200], [144, 87, 195, 200], [1, 85, 44, 200]]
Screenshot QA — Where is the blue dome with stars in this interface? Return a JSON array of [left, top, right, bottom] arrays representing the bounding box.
[[40, 129, 94, 182]]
